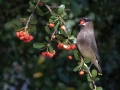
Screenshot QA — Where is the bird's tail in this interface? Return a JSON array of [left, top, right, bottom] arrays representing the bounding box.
[[92, 60, 102, 75]]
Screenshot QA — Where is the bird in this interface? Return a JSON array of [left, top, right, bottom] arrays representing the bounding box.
[[76, 17, 102, 74]]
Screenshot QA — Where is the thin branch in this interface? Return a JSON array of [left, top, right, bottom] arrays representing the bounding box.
[[81, 57, 97, 90], [24, 0, 40, 31], [44, 3, 52, 12]]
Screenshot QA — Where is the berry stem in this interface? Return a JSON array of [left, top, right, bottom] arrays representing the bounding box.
[[24, 0, 41, 31]]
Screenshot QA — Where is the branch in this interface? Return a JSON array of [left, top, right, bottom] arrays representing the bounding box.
[[81, 57, 97, 90], [44, 3, 52, 12], [24, 0, 41, 31]]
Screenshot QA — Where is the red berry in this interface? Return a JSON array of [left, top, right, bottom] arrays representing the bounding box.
[[80, 20, 85, 25], [63, 44, 71, 50], [68, 55, 72, 60], [79, 71, 84, 75], [57, 42, 63, 49], [19, 31, 24, 36], [53, 50, 56, 55], [24, 34, 30, 40], [63, 45, 67, 50], [41, 52, 47, 57], [16, 32, 20, 37], [48, 23, 55, 28], [60, 25, 66, 30], [51, 34, 56, 39], [19, 36, 25, 40], [70, 44, 76, 50], [38, 2, 44, 6], [48, 53, 54, 58], [24, 39, 30, 42], [29, 35, 34, 41]]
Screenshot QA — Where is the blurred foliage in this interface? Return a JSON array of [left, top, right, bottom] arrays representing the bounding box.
[[0, 0, 120, 90]]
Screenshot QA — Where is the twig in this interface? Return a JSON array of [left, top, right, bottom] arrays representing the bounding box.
[[81, 57, 97, 90], [24, 0, 41, 31], [44, 3, 52, 12]]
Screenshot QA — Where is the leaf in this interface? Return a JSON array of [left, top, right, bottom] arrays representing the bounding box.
[[48, 46, 54, 53], [73, 50, 80, 61], [96, 87, 103, 90], [33, 42, 47, 49], [45, 26, 51, 34], [19, 18, 27, 22], [30, 4, 35, 11], [89, 82, 94, 90], [36, 7, 44, 16], [87, 74, 92, 82], [27, 25, 36, 32], [95, 77, 100, 81], [84, 58, 90, 63], [69, 35, 75, 40], [30, 16, 38, 24], [11, 26, 23, 31], [68, 29, 72, 36], [60, 29, 67, 37], [56, 35, 64, 40], [50, 11, 57, 16], [73, 65, 80, 72], [54, 21, 59, 30], [41, 0, 50, 2], [57, 5, 65, 14], [92, 69, 98, 77], [45, 36, 50, 41]]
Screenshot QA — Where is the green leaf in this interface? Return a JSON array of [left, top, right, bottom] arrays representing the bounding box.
[[30, 4, 35, 11], [49, 16, 57, 22], [60, 29, 67, 37], [45, 26, 51, 34], [45, 36, 50, 41], [33, 0, 38, 3], [54, 21, 59, 30], [50, 12, 57, 16], [73, 65, 80, 72], [33, 42, 47, 49], [19, 18, 27, 22], [96, 87, 103, 90], [84, 58, 90, 63], [27, 25, 36, 32], [48, 46, 54, 53], [11, 26, 23, 31], [56, 35, 64, 40], [69, 35, 75, 40], [87, 74, 92, 82], [30, 16, 38, 24], [41, 0, 50, 2], [89, 82, 94, 90], [58, 5, 65, 14], [68, 29, 72, 36], [36, 7, 44, 16], [95, 77, 100, 81], [92, 69, 98, 77], [73, 50, 80, 61]]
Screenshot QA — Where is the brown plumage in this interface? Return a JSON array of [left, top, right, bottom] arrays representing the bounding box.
[[77, 17, 102, 73]]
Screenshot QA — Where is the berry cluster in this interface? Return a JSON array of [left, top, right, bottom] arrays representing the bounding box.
[[41, 50, 56, 58], [16, 31, 33, 42], [57, 42, 76, 50]]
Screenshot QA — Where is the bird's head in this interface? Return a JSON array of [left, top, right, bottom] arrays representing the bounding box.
[[78, 17, 93, 28]]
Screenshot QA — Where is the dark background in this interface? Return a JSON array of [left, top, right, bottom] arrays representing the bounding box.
[[0, 0, 120, 90]]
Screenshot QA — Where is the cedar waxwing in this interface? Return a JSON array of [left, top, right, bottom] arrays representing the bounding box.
[[77, 17, 102, 74]]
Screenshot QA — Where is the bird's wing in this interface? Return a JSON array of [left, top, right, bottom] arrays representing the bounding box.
[[88, 31, 100, 61]]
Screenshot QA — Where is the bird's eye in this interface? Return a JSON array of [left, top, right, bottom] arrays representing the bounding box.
[[85, 19, 90, 22]]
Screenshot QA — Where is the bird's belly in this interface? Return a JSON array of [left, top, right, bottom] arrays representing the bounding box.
[[79, 46, 96, 60]]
